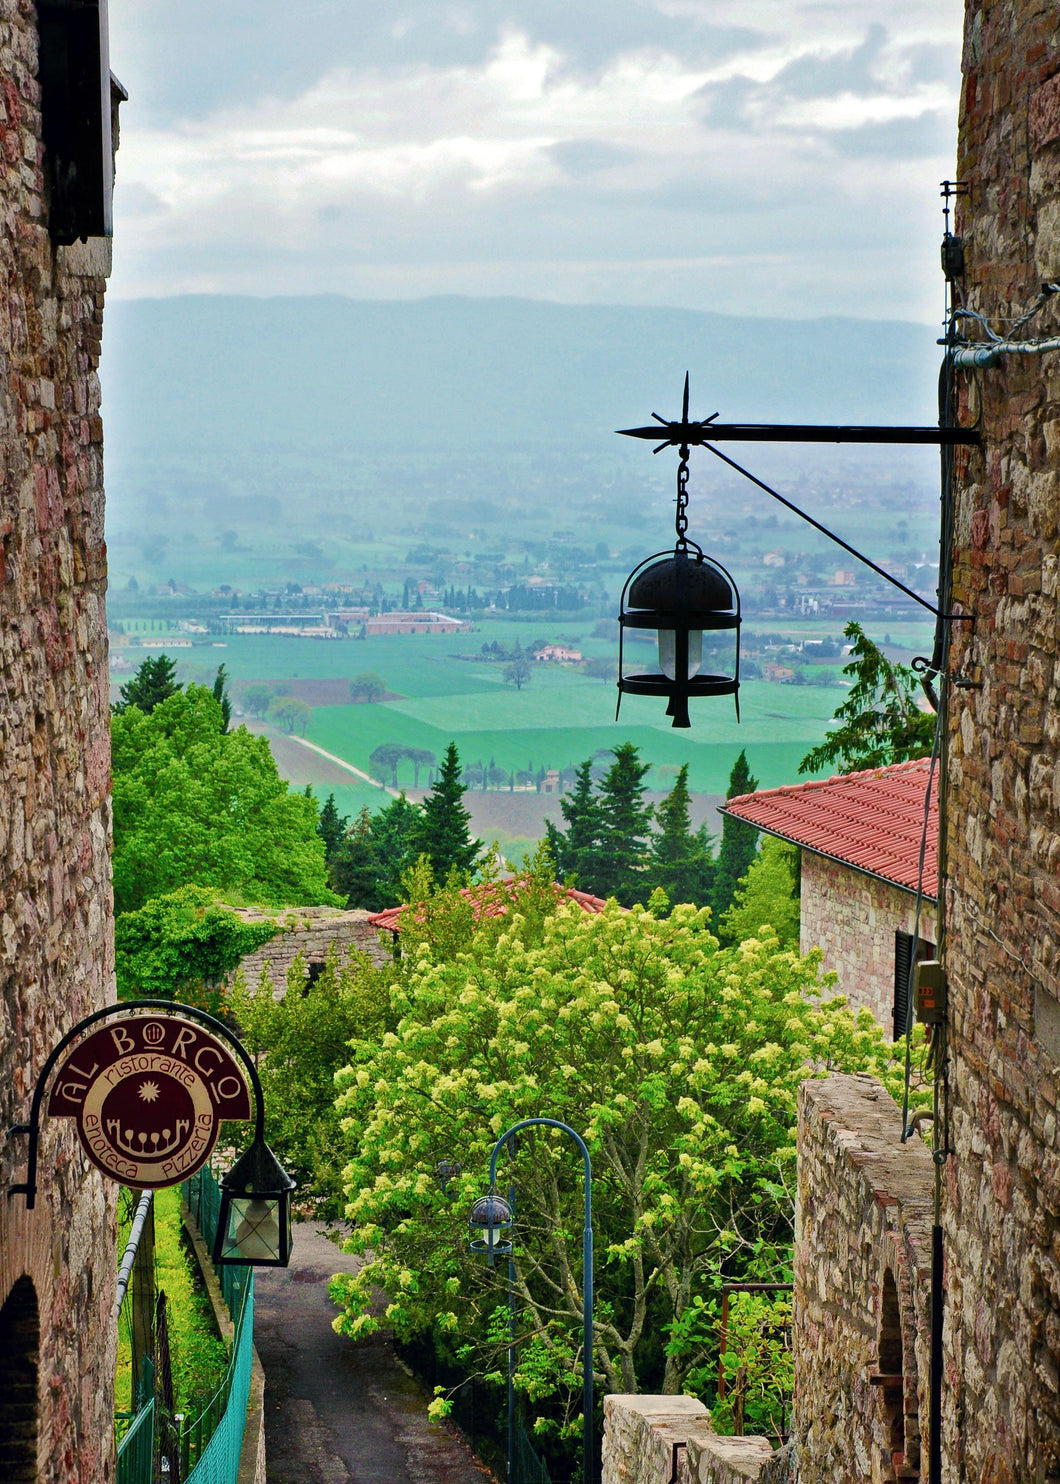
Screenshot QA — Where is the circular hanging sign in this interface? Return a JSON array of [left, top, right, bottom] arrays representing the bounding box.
[[47, 1012, 252, 1189]]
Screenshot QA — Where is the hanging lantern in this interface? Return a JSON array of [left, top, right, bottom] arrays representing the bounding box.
[[617, 444, 740, 728], [213, 1134, 296, 1267], [468, 1190, 513, 1265]]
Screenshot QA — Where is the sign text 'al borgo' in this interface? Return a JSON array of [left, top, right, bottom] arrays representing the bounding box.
[[47, 1012, 252, 1189]]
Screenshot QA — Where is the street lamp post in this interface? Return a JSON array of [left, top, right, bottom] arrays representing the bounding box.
[[469, 1118, 595, 1484]]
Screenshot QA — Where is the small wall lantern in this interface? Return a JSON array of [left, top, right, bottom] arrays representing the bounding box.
[[213, 1134, 296, 1267]]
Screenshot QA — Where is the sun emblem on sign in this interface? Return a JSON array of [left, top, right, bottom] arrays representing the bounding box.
[[138, 1080, 161, 1103]]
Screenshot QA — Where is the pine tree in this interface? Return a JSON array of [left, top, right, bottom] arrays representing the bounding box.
[[331, 794, 422, 910], [711, 749, 759, 929], [114, 654, 182, 715], [316, 793, 349, 864], [651, 763, 715, 906], [545, 759, 602, 885], [594, 743, 654, 905], [410, 741, 479, 877]]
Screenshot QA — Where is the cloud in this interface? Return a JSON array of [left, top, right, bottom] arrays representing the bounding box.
[[107, 2, 963, 319]]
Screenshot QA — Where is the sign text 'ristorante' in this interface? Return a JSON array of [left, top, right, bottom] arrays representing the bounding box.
[[47, 1013, 252, 1188]]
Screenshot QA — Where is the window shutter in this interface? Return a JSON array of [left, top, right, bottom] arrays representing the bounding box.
[[894, 930, 914, 1041]]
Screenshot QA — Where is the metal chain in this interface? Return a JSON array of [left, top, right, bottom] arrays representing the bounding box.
[[675, 447, 690, 545]]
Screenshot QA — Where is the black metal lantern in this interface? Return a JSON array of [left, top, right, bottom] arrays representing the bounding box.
[[213, 1134, 296, 1267], [617, 422, 740, 727], [468, 1190, 514, 1265]]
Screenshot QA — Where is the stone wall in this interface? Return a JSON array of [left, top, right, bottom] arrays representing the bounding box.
[[230, 906, 391, 996], [793, 1074, 934, 1482], [0, 2, 118, 1480], [942, 2, 1060, 1476], [602, 1395, 786, 1484], [800, 853, 937, 1032]]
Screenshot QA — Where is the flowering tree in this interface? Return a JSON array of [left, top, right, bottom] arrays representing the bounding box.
[[329, 885, 900, 1440]]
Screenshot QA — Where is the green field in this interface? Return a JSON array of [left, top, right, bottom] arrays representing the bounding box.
[[117, 620, 936, 815]]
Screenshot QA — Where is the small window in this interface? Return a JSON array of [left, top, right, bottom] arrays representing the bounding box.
[[894, 931, 934, 1040]]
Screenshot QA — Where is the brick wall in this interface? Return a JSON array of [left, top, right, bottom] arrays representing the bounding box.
[[800, 853, 937, 1031], [0, 2, 118, 1479], [943, 2, 1060, 1476], [792, 1074, 934, 1482]]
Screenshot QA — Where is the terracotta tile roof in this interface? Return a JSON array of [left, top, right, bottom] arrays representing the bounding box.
[[719, 756, 938, 900], [367, 880, 608, 934]]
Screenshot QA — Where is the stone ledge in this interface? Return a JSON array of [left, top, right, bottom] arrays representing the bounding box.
[[602, 1395, 786, 1484]]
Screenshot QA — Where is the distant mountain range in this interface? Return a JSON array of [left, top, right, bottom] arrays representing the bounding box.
[[98, 294, 945, 570]]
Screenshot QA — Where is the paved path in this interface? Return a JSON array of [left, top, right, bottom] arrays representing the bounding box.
[[254, 1225, 493, 1484]]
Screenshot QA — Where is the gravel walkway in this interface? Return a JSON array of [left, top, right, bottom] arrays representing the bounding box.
[[254, 1224, 494, 1484]]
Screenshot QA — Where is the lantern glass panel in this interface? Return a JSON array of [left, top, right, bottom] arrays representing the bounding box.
[[658, 628, 703, 681], [219, 1196, 283, 1263]]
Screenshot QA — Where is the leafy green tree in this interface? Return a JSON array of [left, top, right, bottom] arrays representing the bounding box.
[[544, 759, 602, 886], [269, 696, 312, 735], [316, 793, 349, 863], [114, 654, 182, 715], [369, 742, 407, 788], [350, 672, 387, 703], [798, 621, 935, 776], [651, 764, 715, 906], [407, 748, 436, 789], [111, 686, 339, 914], [409, 740, 480, 876], [593, 743, 654, 904], [242, 683, 273, 719], [329, 887, 900, 1439], [114, 885, 278, 1009], [720, 837, 800, 950], [503, 644, 532, 690], [711, 750, 759, 928], [229, 947, 392, 1215], [212, 664, 232, 732], [330, 793, 423, 910]]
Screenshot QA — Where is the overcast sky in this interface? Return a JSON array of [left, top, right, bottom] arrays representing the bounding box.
[[106, 0, 964, 322]]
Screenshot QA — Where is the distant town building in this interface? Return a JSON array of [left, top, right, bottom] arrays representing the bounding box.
[[535, 644, 583, 663]]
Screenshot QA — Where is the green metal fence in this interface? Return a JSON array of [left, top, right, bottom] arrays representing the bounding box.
[[514, 1419, 552, 1484], [116, 1398, 155, 1484], [181, 1277, 255, 1484]]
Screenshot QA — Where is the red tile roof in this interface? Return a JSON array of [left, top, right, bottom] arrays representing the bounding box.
[[367, 880, 608, 934], [720, 756, 938, 900]]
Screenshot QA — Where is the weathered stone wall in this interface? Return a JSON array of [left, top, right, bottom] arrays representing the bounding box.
[[0, 2, 117, 1479], [942, 2, 1060, 1477], [800, 854, 936, 1031], [792, 1074, 934, 1482], [602, 1394, 785, 1484], [229, 906, 392, 996]]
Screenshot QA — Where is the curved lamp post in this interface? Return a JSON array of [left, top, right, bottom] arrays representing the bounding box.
[[469, 1118, 594, 1484]]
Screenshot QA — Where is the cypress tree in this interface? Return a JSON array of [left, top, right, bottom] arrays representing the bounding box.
[[651, 763, 715, 906], [410, 741, 480, 877], [711, 749, 759, 929]]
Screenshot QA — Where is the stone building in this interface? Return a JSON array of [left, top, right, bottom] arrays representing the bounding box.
[[722, 759, 939, 1035], [792, 3, 1060, 1480], [0, 2, 121, 1480]]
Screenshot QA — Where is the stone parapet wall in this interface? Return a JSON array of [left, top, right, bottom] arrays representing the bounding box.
[[0, 0, 118, 1477], [793, 1074, 934, 1482], [945, 2, 1060, 1476], [230, 906, 391, 996], [602, 1395, 786, 1484], [800, 854, 936, 1032]]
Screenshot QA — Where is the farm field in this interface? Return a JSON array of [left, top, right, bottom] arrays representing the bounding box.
[[117, 618, 936, 850]]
